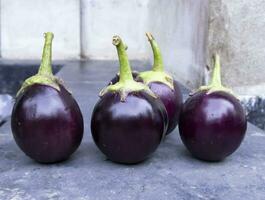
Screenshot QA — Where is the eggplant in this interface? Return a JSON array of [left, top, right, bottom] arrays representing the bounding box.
[[109, 33, 182, 135], [11, 33, 84, 163], [91, 36, 168, 164], [179, 54, 247, 161], [109, 71, 139, 85], [136, 33, 182, 134]]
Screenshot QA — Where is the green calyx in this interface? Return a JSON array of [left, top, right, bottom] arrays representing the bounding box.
[[137, 32, 174, 90], [99, 35, 156, 101], [17, 32, 64, 96], [197, 54, 234, 95]]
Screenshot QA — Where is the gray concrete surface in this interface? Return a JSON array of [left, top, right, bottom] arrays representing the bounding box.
[[208, 0, 265, 129], [0, 61, 265, 200], [0, 94, 12, 125], [240, 95, 265, 130], [208, 0, 265, 95]]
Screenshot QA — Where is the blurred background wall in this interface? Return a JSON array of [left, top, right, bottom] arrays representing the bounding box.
[[0, 0, 208, 90], [209, 0, 265, 96], [0, 0, 80, 59], [0, 0, 264, 95]]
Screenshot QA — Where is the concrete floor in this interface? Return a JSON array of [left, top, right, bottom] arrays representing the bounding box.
[[0, 61, 265, 200]]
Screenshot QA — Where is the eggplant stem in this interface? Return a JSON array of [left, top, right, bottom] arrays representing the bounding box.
[[16, 32, 72, 96], [136, 33, 174, 90], [38, 32, 54, 76], [112, 35, 133, 83], [146, 32, 163, 72], [210, 54, 222, 87], [193, 53, 236, 97], [99, 36, 156, 100]]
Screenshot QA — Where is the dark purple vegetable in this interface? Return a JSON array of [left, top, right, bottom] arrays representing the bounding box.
[[136, 33, 182, 135], [109, 71, 139, 85], [91, 36, 168, 164], [179, 54, 247, 161], [11, 32, 83, 163]]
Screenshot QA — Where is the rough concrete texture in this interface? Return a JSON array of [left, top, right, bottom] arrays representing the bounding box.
[[0, 0, 80, 59], [208, 0, 265, 95], [0, 61, 265, 199], [0, 94, 12, 125], [240, 95, 265, 130]]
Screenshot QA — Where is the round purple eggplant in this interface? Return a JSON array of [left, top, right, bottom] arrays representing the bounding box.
[[11, 32, 84, 163], [91, 36, 168, 164], [136, 33, 182, 135], [179, 54, 247, 161]]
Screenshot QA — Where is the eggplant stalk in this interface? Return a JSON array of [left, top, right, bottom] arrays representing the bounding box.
[[99, 36, 155, 101], [38, 33, 53, 76], [137, 32, 174, 90], [198, 54, 234, 95], [16, 32, 68, 96]]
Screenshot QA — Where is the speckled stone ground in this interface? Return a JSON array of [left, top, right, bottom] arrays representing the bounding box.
[[0, 61, 265, 200], [241, 96, 265, 130]]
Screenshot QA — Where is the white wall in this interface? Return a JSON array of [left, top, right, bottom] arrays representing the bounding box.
[[81, 0, 150, 60], [148, 0, 208, 89], [1, 0, 264, 94], [80, 0, 208, 88], [0, 0, 80, 59], [0, 0, 209, 89]]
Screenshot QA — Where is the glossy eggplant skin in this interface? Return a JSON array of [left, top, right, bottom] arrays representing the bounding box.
[[148, 80, 182, 134], [110, 75, 182, 135], [109, 71, 139, 85], [11, 84, 84, 163], [91, 91, 167, 164], [179, 91, 247, 161]]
